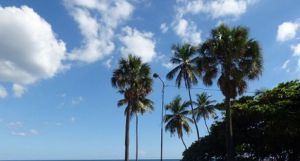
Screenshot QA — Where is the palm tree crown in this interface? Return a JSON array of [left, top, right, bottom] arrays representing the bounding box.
[[166, 43, 199, 88], [166, 43, 201, 140], [165, 96, 193, 149], [199, 24, 263, 98], [193, 92, 216, 134]]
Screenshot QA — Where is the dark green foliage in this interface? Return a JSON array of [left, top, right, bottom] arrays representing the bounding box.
[[182, 80, 300, 161]]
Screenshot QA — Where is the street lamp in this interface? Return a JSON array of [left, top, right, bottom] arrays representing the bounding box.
[[153, 73, 165, 161]]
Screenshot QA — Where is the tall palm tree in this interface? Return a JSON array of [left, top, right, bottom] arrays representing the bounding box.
[[199, 24, 263, 161], [132, 97, 153, 161], [111, 54, 153, 161], [164, 96, 193, 150], [118, 96, 153, 161], [166, 43, 201, 140], [193, 92, 216, 134]]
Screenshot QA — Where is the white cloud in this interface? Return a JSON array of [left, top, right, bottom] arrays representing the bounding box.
[[298, 59, 300, 71], [277, 19, 300, 74], [160, 23, 169, 33], [7, 121, 23, 129], [11, 131, 27, 136], [71, 96, 83, 105], [0, 6, 68, 96], [176, 0, 256, 19], [173, 18, 202, 45], [208, 0, 254, 18], [281, 60, 290, 69], [12, 84, 26, 97], [291, 43, 300, 72], [0, 85, 8, 98], [291, 43, 300, 56], [171, 0, 257, 47], [281, 60, 290, 72], [11, 129, 39, 136], [103, 57, 113, 69], [119, 26, 157, 62], [277, 22, 299, 42], [29, 129, 39, 135], [64, 0, 134, 63]]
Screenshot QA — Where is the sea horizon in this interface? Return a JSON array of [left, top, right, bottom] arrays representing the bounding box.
[[0, 159, 180, 161]]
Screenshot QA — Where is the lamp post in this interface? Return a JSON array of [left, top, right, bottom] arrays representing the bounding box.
[[153, 73, 165, 161]]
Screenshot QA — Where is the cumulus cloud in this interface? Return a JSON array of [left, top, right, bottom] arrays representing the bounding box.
[[0, 6, 67, 96], [119, 26, 157, 62], [173, 18, 202, 45], [0, 85, 7, 98], [64, 0, 134, 63], [277, 19, 300, 73], [171, 0, 257, 44], [176, 0, 256, 19], [277, 22, 299, 42]]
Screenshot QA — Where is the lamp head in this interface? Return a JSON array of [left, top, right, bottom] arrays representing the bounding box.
[[153, 73, 159, 78]]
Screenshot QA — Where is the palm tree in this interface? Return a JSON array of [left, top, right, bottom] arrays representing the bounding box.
[[118, 95, 153, 161], [111, 54, 153, 161], [166, 43, 201, 140], [164, 96, 193, 150], [132, 97, 153, 161], [193, 92, 216, 134], [199, 24, 263, 161]]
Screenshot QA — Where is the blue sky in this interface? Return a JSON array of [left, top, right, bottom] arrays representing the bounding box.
[[0, 0, 300, 160]]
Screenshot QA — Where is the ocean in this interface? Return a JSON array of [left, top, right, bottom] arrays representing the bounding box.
[[3, 160, 180, 161]]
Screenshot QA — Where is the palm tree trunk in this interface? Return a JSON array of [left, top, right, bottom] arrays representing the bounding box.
[[125, 107, 131, 161], [204, 117, 210, 134], [180, 136, 187, 150], [225, 97, 233, 161], [187, 85, 200, 140], [135, 113, 138, 161]]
